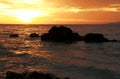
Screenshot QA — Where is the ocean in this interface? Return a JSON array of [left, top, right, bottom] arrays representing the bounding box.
[[0, 24, 120, 79]]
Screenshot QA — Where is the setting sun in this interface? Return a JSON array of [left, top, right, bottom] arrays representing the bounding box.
[[12, 9, 45, 23], [0, 0, 120, 79], [0, 0, 120, 24]]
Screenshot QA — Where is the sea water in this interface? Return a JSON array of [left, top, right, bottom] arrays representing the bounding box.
[[0, 24, 120, 79]]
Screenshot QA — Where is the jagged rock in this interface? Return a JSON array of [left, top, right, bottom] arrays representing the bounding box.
[[29, 33, 39, 38], [41, 26, 83, 42]]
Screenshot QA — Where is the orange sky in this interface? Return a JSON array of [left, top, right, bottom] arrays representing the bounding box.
[[0, 0, 120, 24]]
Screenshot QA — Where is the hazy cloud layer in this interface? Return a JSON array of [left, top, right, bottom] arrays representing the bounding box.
[[0, 0, 120, 23]]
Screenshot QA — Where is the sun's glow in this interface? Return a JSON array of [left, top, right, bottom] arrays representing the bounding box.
[[12, 9, 45, 23]]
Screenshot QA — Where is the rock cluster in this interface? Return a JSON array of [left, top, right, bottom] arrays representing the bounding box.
[[41, 25, 119, 43], [9, 25, 119, 43]]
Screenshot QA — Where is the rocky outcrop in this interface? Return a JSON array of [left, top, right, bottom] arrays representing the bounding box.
[[41, 26, 84, 42]]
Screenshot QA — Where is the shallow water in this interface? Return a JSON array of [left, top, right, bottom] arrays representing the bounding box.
[[0, 24, 120, 79]]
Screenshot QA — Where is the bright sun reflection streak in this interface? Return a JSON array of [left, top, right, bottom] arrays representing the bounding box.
[[12, 9, 45, 23]]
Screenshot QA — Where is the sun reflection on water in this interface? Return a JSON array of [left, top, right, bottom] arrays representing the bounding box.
[[0, 25, 120, 79]]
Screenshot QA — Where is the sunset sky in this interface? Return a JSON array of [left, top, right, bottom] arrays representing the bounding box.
[[0, 0, 120, 24]]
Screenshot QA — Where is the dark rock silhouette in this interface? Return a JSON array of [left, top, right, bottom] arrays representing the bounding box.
[[5, 71, 68, 79], [41, 26, 84, 42], [109, 39, 120, 42], [84, 33, 120, 43], [41, 25, 120, 43], [9, 34, 19, 38], [29, 33, 39, 38], [84, 33, 109, 42], [26, 71, 40, 79], [5, 71, 24, 79]]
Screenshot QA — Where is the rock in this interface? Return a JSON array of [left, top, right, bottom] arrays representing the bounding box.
[[64, 77, 70, 79], [72, 33, 84, 41], [26, 71, 41, 79], [84, 33, 109, 42], [48, 26, 72, 35], [41, 25, 83, 42], [44, 73, 55, 79], [109, 39, 120, 42], [9, 34, 19, 38], [5, 71, 62, 79], [5, 71, 24, 79], [29, 33, 39, 38]]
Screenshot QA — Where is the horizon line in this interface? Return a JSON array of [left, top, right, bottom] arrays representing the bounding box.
[[0, 22, 120, 25]]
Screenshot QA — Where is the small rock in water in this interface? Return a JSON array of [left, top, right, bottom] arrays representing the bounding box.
[[29, 33, 39, 38], [9, 34, 19, 38], [84, 33, 109, 42]]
